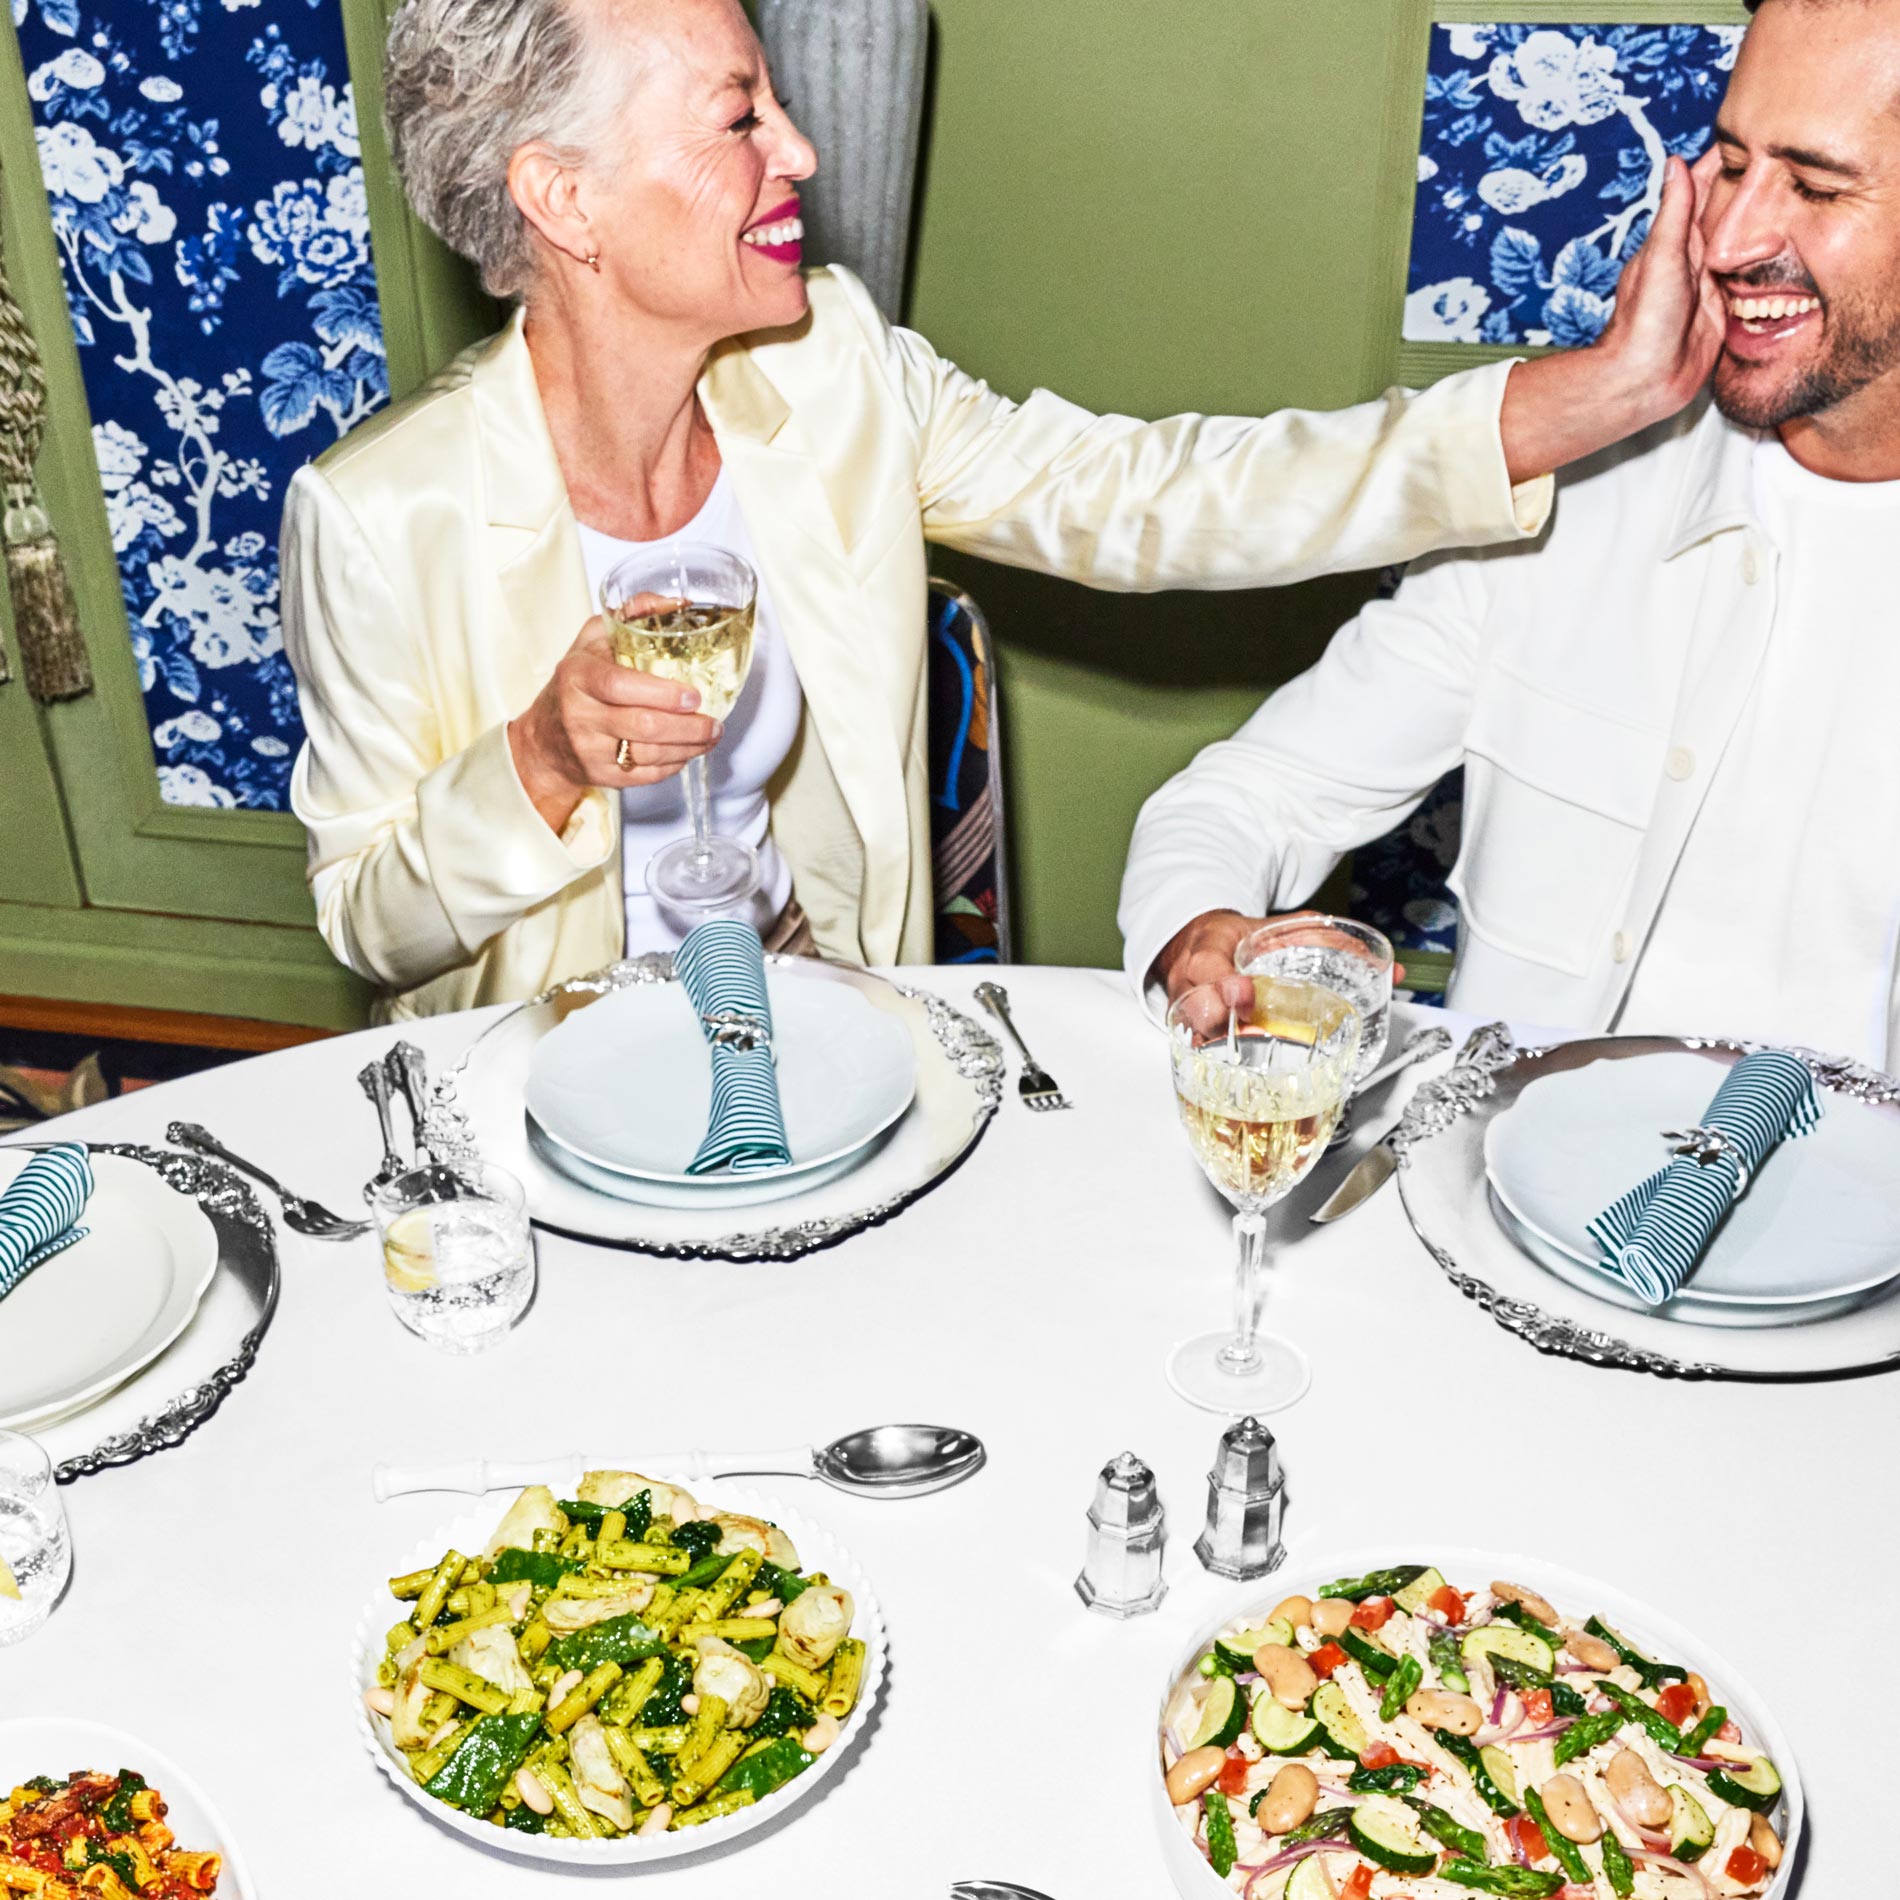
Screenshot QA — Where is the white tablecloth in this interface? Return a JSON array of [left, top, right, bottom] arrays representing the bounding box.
[[4, 967, 1879, 1897]]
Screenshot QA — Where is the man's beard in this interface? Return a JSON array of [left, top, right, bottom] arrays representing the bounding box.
[[1714, 271, 1900, 429]]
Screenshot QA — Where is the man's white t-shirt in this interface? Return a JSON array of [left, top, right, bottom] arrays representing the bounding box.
[[574, 469, 804, 953], [1615, 438, 1900, 1066]]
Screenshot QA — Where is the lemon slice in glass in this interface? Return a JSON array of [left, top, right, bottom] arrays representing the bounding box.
[[383, 1209, 438, 1295], [0, 1555, 21, 1601]]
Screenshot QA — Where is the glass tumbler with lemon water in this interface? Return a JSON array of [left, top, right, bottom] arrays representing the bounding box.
[[373, 1162, 534, 1354], [0, 1429, 70, 1645], [601, 543, 759, 912]]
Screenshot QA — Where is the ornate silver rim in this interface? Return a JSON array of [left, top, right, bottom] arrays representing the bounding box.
[[430, 956, 1006, 1263], [1390, 1026, 1900, 1383], [51, 1145, 280, 1483]]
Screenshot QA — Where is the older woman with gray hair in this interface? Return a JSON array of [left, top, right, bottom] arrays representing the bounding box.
[[280, 0, 1722, 1019]]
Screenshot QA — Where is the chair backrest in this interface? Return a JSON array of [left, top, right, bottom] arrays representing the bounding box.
[[1348, 766, 1462, 1004], [926, 578, 1013, 963]]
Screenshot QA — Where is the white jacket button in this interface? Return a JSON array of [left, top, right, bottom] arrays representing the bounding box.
[[1741, 543, 1761, 586], [1666, 745, 1696, 781], [1612, 930, 1633, 963]]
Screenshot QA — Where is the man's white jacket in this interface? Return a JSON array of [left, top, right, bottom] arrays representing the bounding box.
[[1121, 400, 1784, 1029]]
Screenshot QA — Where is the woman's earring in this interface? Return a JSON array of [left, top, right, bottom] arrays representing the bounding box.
[[583, 249, 601, 272]]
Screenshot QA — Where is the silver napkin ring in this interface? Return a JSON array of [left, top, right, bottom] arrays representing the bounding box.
[[701, 1009, 772, 1055], [1662, 1125, 1750, 1198]]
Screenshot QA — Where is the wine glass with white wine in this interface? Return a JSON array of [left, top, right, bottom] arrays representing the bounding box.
[[1165, 974, 1360, 1413], [600, 543, 759, 912]]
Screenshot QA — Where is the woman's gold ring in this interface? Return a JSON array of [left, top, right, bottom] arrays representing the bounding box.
[[616, 738, 635, 771]]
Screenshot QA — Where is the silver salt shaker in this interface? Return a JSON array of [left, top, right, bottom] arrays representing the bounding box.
[[1075, 1451, 1168, 1617], [1193, 1415, 1287, 1580]]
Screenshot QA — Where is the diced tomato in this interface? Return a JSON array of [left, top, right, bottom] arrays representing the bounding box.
[[1718, 1720, 1742, 1743], [1725, 1846, 1767, 1886], [1427, 1583, 1467, 1622], [1310, 1641, 1349, 1679], [1523, 1688, 1553, 1724], [1351, 1596, 1396, 1631], [1360, 1741, 1401, 1770], [1217, 1750, 1250, 1795], [1340, 1869, 1375, 1900], [1656, 1682, 1699, 1727], [1508, 1814, 1550, 1863]]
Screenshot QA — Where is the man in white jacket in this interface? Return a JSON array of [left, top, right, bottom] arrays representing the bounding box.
[[1121, 0, 1900, 1069]]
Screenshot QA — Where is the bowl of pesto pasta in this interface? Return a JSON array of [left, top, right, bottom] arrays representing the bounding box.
[[351, 1469, 885, 1862]]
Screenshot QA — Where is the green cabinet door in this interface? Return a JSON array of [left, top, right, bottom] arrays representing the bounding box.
[[0, 591, 83, 911]]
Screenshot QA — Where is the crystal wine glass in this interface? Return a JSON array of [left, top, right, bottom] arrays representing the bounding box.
[[1166, 975, 1360, 1414], [0, 1429, 70, 1645], [600, 543, 759, 912], [1237, 915, 1393, 1144]]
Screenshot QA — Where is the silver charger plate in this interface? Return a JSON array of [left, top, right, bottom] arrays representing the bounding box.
[[1393, 1027, 1900, 1380], [432, 954, 1005, 1260], [6, 1145, 282, 1482]]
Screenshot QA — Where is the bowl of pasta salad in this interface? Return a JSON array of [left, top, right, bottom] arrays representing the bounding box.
[[1155, 1551, 1800, 1900], [0, 1719, 255, 1898], [352, 1468, 885, 1863]]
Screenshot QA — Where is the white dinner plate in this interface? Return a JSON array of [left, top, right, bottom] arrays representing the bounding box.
[[0, 1152, 220, 1431], [0, 1718, 258, 1897], [524, 970, 917, 1197], [352, 1474, 886, 1865], [1152, 1544, 1802, 1900], [1484, 1050, 1900, 1315]]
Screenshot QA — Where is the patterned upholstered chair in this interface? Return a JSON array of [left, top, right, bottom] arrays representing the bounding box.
[[926, 579, 1013, 963]]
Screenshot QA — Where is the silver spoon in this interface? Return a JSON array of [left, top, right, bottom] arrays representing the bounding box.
[[372, 1423, 987, 1503]]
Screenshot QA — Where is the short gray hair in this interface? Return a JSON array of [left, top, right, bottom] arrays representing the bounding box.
[[383, 0, 628, 300]]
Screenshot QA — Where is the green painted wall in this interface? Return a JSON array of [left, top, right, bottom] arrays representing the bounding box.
[[906, 0, 1419, 966]]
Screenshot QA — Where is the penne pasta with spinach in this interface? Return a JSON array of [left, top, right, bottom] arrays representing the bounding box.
[[364, 1472, 861, 1839]]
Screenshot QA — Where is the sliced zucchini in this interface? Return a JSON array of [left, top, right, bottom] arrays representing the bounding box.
[[1585, 1615, 1687, 1688], [1285, 1858, 1335, 1900], [1310, 1681, 1369, 1762], [1707, 1755, 1782, 1814], [1251, 1696, 1322, 1755], [1189, 1675, 1247, 1751], [1393, 1565, 1450, 1617], [1348, 1797, 1438, 1876], [1216, 1617, 1292, 1671], [1339, 1627, 1398, 1681], [1668, 1784, 1715, 1862], [1479, 1745, 1522, 1811], [1462, 1623, 1556, 1677]]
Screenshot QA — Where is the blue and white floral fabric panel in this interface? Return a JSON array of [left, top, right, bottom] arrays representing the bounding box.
[[1406, 23, 1741, 349], [17, 0, 388, 811]]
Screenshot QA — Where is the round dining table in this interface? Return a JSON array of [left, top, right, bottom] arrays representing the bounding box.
[[3, 965, 1885, 1897]]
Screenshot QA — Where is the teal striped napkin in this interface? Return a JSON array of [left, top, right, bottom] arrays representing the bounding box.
[[1586, 1052, 1821, 1306], [0, 1143, 92, 1300], [675, 920, 791, 1176]]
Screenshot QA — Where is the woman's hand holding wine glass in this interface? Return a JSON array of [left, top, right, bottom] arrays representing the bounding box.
[[507, 613, 724, 833]]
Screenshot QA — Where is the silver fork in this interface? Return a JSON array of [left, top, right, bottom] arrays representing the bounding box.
[[168, 1122, 372, 1240], [973, 982, 1070, 1112], [359, 1061, 408, 1198]]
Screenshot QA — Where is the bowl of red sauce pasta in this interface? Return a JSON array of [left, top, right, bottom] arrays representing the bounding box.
[[0, 1720, 253, 1899]]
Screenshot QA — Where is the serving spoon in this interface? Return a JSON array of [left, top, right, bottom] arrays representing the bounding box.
[[372, 1423, 986, 1503]]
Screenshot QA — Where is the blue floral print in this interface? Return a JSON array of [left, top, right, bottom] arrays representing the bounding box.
[[18, 0, 387, 810], [1406, 23, 1741, 349]]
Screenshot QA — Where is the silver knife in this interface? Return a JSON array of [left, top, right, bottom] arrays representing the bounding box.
[[1310, 1021, 1516, 1223]]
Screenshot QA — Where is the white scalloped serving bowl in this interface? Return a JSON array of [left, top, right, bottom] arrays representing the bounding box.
[[351, 1474, 886, 1864], [0, 1718, 259, 1897], [1151, 1546, 1802, 1900]]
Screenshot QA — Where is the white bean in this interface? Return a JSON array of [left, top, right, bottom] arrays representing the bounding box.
[[1491, 1580, 1558, 1626], [681, 1692, 701, 1715], [804, 1713, 840, 1755], [514, 1767, 554, 1816], [1749, 1813, 1784, 1870], [1255, 1764, 1320, 1834], [362, 1685, 396, 1718], [1269, 1595, 1315, 1630], [1562, 1629, 1619, 1673], [1252, 1642, 1319, 1710], [1310, 1598, 1354, 1638], [638, 1802, 673, 1837], [1164, 1746, 1227, 1807], [1605, 1748, 1671, 1828], [550, 1669, 584, 1705], [1539, 1773, 1604, 1844], [1405, 1689, 1482, 1735], [749, 1598, 783, 1619]]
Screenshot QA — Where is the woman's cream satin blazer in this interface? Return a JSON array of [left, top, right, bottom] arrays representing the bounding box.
[[281, 266, 1549, 1020]]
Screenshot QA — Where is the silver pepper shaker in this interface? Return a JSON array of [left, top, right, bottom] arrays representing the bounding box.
[[1193, 1415, 1287, 1580], [1075, 1451, 1168, 1617]]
